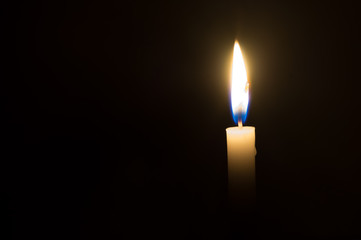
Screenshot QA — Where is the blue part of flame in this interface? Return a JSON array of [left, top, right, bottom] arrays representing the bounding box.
[[230, 94, 249, 125], [232, 109, 248, 125]]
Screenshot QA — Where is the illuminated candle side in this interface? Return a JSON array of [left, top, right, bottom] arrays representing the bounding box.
[[226, 126, 256, 210]]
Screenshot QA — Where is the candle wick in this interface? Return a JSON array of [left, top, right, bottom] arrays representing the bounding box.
[[238, 121, 243, 128]]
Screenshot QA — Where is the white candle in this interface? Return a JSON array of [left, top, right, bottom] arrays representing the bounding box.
[[227, 41, 256, 211], [226, 125, 256, 209]]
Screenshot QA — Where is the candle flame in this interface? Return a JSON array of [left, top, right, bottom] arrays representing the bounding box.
[[231, 41, 249, 125]]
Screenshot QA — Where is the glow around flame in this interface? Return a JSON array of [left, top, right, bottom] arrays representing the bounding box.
[[231, 41, 249, 125]]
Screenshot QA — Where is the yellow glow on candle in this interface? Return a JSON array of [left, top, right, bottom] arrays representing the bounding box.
[[231, 41, 249, 124]]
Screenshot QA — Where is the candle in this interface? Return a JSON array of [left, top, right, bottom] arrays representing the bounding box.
[[226, 41, 256, 211]]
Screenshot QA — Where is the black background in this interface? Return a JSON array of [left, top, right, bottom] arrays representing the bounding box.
[[2, 0, 361, 239]]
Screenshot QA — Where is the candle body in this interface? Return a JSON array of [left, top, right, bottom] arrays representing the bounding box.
[[226, 126, 256, 211]]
